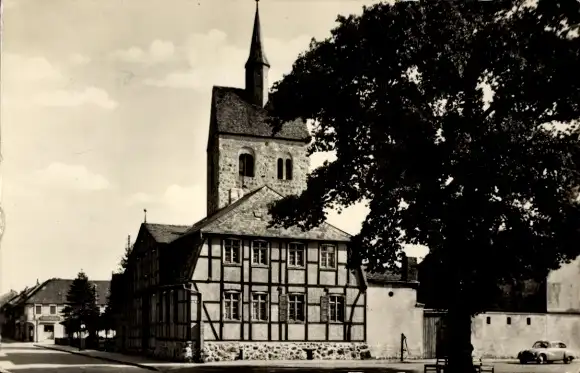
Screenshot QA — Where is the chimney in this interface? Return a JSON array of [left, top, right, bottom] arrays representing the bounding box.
[[402, 254, 418, 282]]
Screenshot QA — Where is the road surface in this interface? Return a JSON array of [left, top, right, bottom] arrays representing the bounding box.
[[0, 342, 578, 373], [0, 342, 147, 372]]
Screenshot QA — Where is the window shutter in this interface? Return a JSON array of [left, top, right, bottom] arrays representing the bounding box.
[[279, 294, 289, 322], [320, 295, 329, 323]]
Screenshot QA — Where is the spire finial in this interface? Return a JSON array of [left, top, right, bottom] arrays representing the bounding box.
[[143, 208, 147, 223]]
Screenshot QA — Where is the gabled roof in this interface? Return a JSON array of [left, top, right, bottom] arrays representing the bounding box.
[[181, 185, 351, 242], [144, 223, 191, 244], [24, 279, 110, 305], [210, 86, 310, 142]]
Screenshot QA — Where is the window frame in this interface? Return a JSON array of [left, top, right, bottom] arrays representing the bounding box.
[[239, 153, 255, 178], [288, 242, 305, 268], [223, 238, 242, 265], [223, 291, 241, 321], [328, 294, 345, 323], [287, 293, 305, 322], [251, 292, 269, 322], [285, 158, 293, 180], [251, 240, 269, 266], [320, 244, 337, 269], [277, 158, 284, 180]]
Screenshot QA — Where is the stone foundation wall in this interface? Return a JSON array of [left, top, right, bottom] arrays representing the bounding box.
[[151, 340, 196, 362], [202, 342, 371, 362]]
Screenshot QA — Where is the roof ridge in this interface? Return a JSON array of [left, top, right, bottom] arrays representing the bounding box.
[[145, 222, 190, 228]]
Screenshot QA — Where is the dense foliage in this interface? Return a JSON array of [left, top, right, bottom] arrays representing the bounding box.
[[62, 271, 100, 338], [267, 1, 580, 371]]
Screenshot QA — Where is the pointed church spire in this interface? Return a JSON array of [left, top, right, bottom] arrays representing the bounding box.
[[245, 0, 270, 107], [245, 0, 270, 68]]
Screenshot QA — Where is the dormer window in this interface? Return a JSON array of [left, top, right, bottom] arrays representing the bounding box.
[[239, 153, 254, 177]]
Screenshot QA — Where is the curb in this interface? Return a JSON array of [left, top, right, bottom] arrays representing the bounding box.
[[34, 344, 160, 371]]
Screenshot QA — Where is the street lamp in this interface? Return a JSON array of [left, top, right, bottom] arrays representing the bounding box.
[[79, 323, 85, 351]]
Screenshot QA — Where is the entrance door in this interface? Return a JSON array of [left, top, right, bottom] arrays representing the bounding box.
[[43, 324, 55, 340]]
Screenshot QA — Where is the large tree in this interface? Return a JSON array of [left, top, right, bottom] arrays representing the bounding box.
[[266, 1, 580, 372], [62, 271, 100, 339]]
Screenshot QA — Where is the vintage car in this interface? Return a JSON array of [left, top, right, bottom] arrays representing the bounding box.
[[517, 340, 576, 364]]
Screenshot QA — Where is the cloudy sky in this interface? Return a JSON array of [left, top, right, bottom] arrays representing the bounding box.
[[0, 0, 428, 293]]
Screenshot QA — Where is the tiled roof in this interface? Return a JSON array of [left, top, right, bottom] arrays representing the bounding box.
[[364, 270, 405, 284], [144, 223, 191, 244], [25, 279, 110, 305], [211, 86, 310, 142], [181, 185, 351, 242]]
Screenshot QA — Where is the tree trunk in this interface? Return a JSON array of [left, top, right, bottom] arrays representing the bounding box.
[[446, 306, 476, 373]]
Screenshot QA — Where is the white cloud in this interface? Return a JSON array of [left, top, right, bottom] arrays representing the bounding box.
[[2, 54, 63, 84], [143, 30, 311, 91], [110, 39, 175, 65], [126, 184, 205, 224], [33, 87, 118, 110], [32, 163, 111, 191], [2, 53, 116, 110], [69, 53, 91, 65]]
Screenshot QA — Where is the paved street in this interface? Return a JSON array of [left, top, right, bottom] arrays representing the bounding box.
[[0, 341, 579, 373], [0, 342, 147, 372]]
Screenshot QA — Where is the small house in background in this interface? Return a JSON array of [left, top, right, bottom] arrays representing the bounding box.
[[0, 278, 110, 342]]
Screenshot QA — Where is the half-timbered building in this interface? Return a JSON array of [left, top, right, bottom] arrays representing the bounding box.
[[115, 1, 422, 362]]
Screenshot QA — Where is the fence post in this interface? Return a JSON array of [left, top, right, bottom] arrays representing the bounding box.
[[400, 333, 406, 362]]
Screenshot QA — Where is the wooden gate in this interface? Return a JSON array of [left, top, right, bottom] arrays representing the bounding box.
[[423, 310, 448, 358]]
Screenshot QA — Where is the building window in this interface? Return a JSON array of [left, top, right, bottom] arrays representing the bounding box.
[[285, 159, 293, 180], [35, 305, 42, 315], [507, 316, 511, 325], [49, 305, 57, 315], [224, 292, 241, 320], [526, 317, 531, 325], [320, 244, 337, 269], [288, 294, 305, 322], [277, 158, 284, 179], [486, 316, 491, 324], [288, 242, 305, 267], [252, 240, 268, 265], [239, 153, 255, 178], [329, 295, 344, 322], [252, 293, 268, 321], [223, 239, 241, 264]]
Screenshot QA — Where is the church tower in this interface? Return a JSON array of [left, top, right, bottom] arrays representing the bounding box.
[[206, 0, 311, 216]]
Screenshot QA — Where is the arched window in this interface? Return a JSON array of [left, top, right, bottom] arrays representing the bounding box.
[[277, 159, 284, 179], [285, 159, 293, 180], [239, 153, 254, 177]]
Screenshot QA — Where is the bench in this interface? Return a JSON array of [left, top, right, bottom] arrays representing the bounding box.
[[424, 357, 448, 373], [474, 357, 495, 373], [424, 357, 494, 373]]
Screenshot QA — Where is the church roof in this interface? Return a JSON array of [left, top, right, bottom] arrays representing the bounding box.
[[210, 86, 310, 142], [180, 185, 351, 242], [144, 223, 191, 244]]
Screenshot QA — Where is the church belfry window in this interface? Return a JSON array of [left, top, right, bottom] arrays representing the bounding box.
[[285, 159, 293, 180], [277, 154, 293, 180], [277, 159, 284, 179], [239, 153, 255, 178]]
